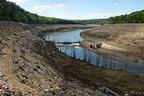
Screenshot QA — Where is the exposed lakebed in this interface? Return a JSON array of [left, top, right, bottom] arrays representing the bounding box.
[[45, 30, 144, 75]]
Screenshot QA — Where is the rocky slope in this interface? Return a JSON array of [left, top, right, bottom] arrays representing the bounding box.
[[0, 21, 93, 95], [1, 22, 144, 96]]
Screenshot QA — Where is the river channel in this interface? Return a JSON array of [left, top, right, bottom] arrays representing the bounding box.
[[45, 30, 144, 75]]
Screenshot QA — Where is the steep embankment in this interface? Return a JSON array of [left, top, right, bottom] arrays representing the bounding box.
[[0, 21, 93, 95]]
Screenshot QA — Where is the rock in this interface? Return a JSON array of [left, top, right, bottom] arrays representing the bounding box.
[[101, 86, 119, 96], [56, 86, 61, 90], [13, 33, 17, 36], [0, 51, 6, 56], [60, 91, 66, 94], [45, 89, 49, 92], [91, 86, 120, 96], [52, 51, 55, 54], [14, 61, 19, 64], [71, 93, 75, 96], [55, 76, 59, 79]]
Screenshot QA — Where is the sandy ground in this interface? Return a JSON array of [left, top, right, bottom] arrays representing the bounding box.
[[82, 24, 144, 50], [80, 24, 144, 64]]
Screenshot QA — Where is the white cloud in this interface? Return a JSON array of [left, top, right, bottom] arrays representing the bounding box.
[[53, 12, 126, 20], [24, 7, 29, 10], [24, 4, 125, 20], [26, 4, 64, 14], [54, 4, 64, 7], [8, 0, 29, 4], [113, 3, 119, 6], [31, 5, 51, 12]]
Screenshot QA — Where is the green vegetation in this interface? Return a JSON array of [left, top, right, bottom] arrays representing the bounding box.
[[74, 19, 107, 25], [2, 0, 144, 24], [106, 10, 144, 24], [0, 0, 76, 24], [0, 0, 107, 24]]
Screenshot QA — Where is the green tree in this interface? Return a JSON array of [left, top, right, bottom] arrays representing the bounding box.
[[0, 0, 76, 24], [106, 10, 144, 24]]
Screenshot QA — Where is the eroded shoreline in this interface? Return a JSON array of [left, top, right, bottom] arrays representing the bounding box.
[[80, 24, 144, 65], [0, 21, 144, 95]]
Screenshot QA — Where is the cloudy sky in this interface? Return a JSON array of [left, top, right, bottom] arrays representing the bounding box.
[[8, 0, 144, 20]]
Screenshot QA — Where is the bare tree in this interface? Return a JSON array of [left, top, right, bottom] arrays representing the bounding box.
[[88, 53, 94, 63], [82, 49, 87, 61], [71, 47, 76, 58], [101, 53, 108, 68], [95, 51, 101, 66], [124, 54, 128, 72]]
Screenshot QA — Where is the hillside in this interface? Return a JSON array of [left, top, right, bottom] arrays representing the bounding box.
[[106, 10, 144, 24], [74, 19, 107, 25], [0, 0, 75, 24], [0, 21, 94, 95], [81, 24, 144, 58]]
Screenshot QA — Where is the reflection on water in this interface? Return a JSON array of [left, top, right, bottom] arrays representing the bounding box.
[[46, 30, 144, 74], [45, 30, 84, 42], [57, 46, 144, 74]]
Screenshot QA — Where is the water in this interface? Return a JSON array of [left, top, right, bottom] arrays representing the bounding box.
[[45, 30, 144, 75], [45, 30, 84, 42]]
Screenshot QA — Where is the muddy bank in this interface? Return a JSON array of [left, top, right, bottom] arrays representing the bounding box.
[[31, 24, 95, 38], [0, 21, 144, 95], [80, 24, 144, 64]]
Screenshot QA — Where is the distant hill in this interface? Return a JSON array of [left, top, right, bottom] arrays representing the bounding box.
[[74, 19, 107, 25], [0, 0, 76, 24], [106, 10, 144, 24]]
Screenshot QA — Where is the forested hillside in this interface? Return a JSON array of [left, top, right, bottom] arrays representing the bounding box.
[[0, 0, 75, 24], [106, 10, 144, 24], [74, 19, 107, 25], [3, 0, 144, 24], [0, 0, 107, 24]]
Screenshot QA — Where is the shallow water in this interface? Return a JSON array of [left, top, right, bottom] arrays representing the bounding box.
[[45, 30, 144, 75], [45, 30, 84, 42]]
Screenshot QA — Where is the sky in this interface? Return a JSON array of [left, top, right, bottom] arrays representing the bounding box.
[[8, 0, 144, 20]]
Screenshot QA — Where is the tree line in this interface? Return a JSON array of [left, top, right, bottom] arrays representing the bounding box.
[[74, 19, 107, 25], [0, 0, 108, 24], [106, 10, 144, 24], [0, 0, 76, 24], [1, 0, 143, 24]]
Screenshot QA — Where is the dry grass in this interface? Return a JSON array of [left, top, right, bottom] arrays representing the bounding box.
[[81, 24, 144, 57]]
